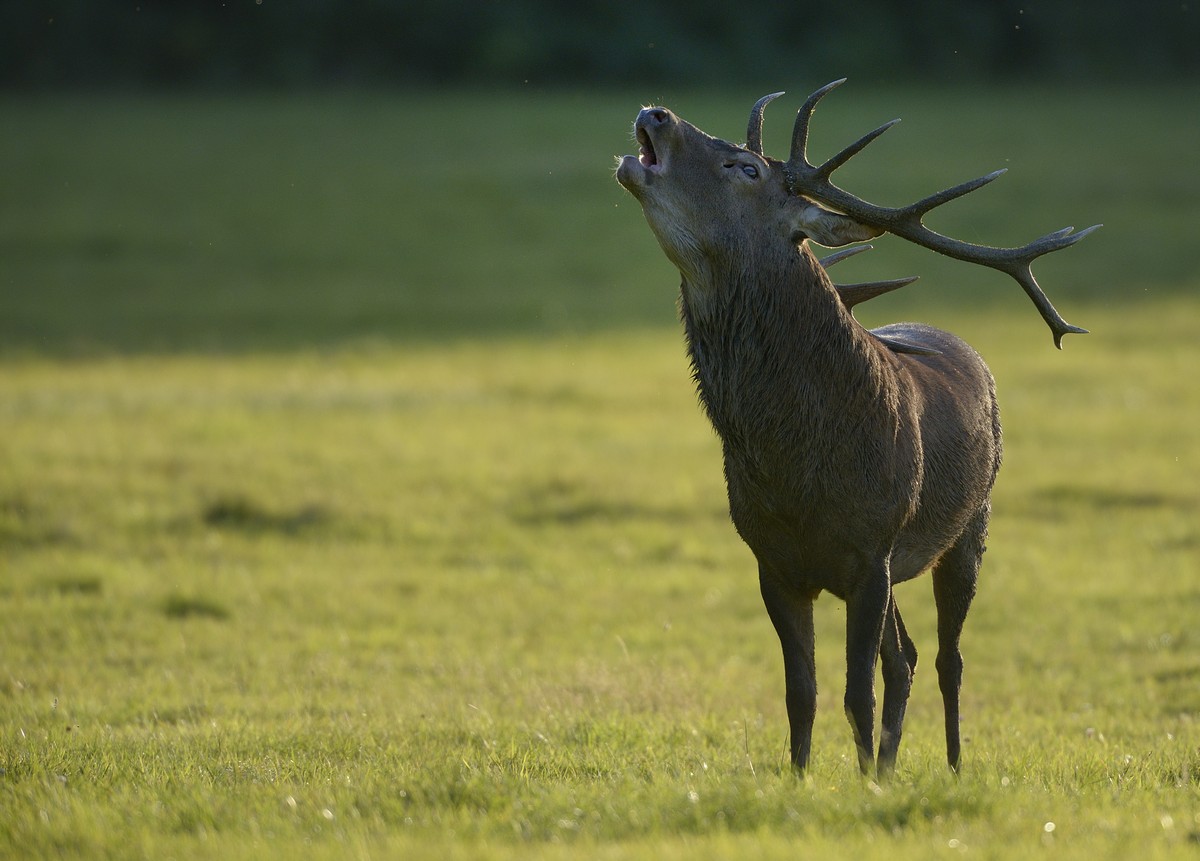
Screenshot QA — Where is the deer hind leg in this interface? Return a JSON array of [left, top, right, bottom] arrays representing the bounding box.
[[932, 506, 987, 772], [759, 568, 818, 773], [877, 589, 918, 778], [843, 564, 890, 776]]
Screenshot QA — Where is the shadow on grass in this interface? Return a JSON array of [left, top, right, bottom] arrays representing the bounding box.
[[201, 494, 334, 536], [163, 594, 231, 621], [1020, 484, 1197, 522]]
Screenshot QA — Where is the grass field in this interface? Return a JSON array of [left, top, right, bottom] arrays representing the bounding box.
[[2, 85, 1199, 859]]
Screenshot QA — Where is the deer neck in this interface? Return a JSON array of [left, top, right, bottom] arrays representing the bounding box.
[[680, 244, 896, 463]]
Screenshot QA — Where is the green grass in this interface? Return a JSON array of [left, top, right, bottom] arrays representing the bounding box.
[[2, 86, 1199, 859]]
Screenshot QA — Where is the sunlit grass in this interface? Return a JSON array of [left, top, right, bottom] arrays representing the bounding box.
[[3, 296, 1199, 858]]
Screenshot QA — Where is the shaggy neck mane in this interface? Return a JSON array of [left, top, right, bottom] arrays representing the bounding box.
[[680, 242, 896, 485]]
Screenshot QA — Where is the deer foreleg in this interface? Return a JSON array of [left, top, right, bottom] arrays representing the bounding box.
[[843, 566, 890, 776], [759, 568, 817, 773]]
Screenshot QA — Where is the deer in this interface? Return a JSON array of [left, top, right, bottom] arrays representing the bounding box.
[[614, 80, 1097, 777]]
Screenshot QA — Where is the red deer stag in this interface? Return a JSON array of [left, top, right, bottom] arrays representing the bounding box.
[[615, 80, 1097, 776]]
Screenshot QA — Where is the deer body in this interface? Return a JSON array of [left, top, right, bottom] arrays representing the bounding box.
[[677, 207, 999, 774], [613, 84, 1089, 775], [684, 256, 999, 598]]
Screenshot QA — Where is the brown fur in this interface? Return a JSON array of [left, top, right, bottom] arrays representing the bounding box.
[[617, 105, 1001, 776]]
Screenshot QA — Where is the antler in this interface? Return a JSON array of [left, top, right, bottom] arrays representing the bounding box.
[[818, 245, 935, 355], [779, 79, 1101, 348], [819, 245, 921, 310], [746, 91, 785, 155]]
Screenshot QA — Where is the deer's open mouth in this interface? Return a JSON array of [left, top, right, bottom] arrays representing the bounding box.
[[637, 127, 661, 171]]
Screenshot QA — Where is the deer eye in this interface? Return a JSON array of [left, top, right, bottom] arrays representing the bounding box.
[[725, 161, 760, 180]]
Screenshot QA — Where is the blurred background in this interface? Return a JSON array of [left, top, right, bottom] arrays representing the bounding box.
[[3, 0, 1197, 89], [1, 1, 1197, 355]]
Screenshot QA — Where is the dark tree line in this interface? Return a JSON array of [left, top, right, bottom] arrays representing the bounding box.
[[3, 1, 1196, 89]]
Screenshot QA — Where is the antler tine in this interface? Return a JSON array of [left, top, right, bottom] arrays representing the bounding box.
[[821, 244, 921, 316], [904, 169, 1007, 218], [747, 92, 785, 155], [789, 78, 846, 169], [836, 276, 921, 310], [818, 244, 873, 269], [783, 80, 1100, 348], [1031, 223, 1103, 254], [817, 118, 901, 180]]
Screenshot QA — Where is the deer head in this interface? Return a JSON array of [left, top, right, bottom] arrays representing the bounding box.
[[616, 104, 881, 287], [618, 81, 1100, 346]]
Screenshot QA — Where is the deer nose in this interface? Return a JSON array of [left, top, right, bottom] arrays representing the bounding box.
[[637, 107, 673, 128]]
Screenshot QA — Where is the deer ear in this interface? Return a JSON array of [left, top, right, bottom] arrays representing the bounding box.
[[788, 199, 884, 247]]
